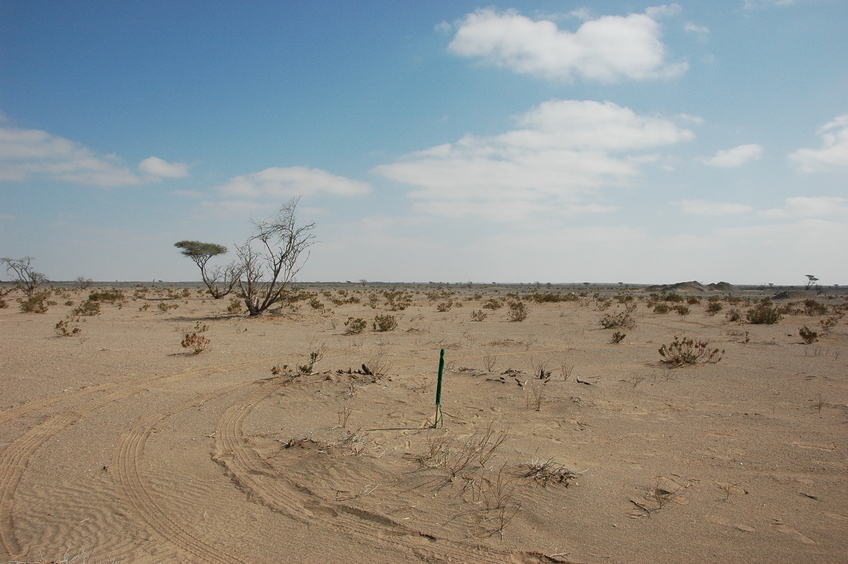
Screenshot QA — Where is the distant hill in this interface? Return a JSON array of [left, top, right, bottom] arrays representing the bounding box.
[[645, 281, 736, 293]]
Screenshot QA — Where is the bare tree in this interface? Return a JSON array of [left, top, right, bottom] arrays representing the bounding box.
[[2, 257, 48, 296], [174, 241, 241, 299], [236, 197, 315, 316]]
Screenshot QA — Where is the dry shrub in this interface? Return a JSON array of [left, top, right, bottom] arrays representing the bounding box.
[[659, 336, 723, 367], [181, 332, 210, 354]]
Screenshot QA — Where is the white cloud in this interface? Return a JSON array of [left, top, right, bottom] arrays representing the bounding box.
[[684, 22, 710, 35], [214, 166, 372, 199], [138, 156, 190, 179], [0, 126, 144, 186], [448, 7, 688, 82], [788, 114, 848, 172], [373, 99, 694, 221], [677, 200, 753, 215], [700, 143, 764, 167], [0, 125, 192, 186], [646, 4, 682, 19], [760, 196, 848, 219], [743, 0, 801, 9]]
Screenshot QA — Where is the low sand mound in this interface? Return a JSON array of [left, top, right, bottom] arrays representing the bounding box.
[[645, 281, 707, 293]]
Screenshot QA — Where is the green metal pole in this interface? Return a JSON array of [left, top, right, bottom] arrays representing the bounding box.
[[433, 349, 445, 428]]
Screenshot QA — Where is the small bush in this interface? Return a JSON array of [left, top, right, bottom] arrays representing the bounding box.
[[653, 304, 670, 314], [226, 298, 243, 315], [0, 298, 7, 309], [345, 317, 367, 335], [470, 309, 488, 322], [529, 292, 579, 303], [309, 297, 324, 310], [659, 336, 724, 367], [799, 326, 818, 344], [506, 301, 528, 322], [373, 314, 397, 332], [55, 318, 82, 337], [73, 299, 101, 316], [803, 299, 828, 316], [706, 301, 723, 315], [181, 332, 210, 354], [158, 302, 179, 313], [436, 301, 452, 312], [482, 298, 502, 310], [19, 292, 51, 313], [726, 308, 742, 322], [746, 302, 781, 324], [601, 310, 636, 329], [610, 331, 626, 344], [674, 305, 690, 316], [88, 289, 125, 303]]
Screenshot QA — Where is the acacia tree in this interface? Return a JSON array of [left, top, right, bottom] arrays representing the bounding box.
[[174, 241, 240, 299], [1, 257, 48, 297], [236, 197, 315, 316]]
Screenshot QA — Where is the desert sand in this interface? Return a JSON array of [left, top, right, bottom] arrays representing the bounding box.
[[1, 283, 846, 564]]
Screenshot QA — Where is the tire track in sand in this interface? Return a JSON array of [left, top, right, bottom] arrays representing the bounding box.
[[213, 380, 531, 564], [0, 358, 275, 560], [114, 382, 253, 564], [0, 411, 80, 558]]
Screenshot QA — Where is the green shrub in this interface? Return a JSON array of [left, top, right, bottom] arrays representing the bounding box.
[[345, 317, 367, 335], [803, 299, 828, 316], [88, 289, 125, 303], [706, 301, 723, 315], [19, 292, 51, 313], [226, 298, 243, 315], [373, 314, 397, 332], [674, 305, 690, 316], [653, 304, 670, 314], [726, 308, 742, 322], [55, 318, 81, 337], [601, 311, 636, 329], [73, 299, 101, 316], [746, 302, 782, 324], [799, 325, 818, 344]]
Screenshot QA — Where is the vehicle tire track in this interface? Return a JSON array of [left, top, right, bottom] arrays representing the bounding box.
[[0, 411, 81, 559], [213, 382, 518, 564], [0, 358, 274, 561], [114, 382, 253, 564]]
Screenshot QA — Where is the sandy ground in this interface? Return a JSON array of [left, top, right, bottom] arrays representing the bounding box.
[[1, 283, 846, 564]]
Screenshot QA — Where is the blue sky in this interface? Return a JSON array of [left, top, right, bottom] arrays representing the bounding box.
[[1, 1, 846, 285]]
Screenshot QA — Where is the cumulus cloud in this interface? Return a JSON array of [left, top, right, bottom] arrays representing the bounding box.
[[677, 200, 753, 215], [760, 196, 848, 219], [788, 114, 848, 172], [138, 156, 190, 179], [0, 126, 145, 186], [0, 125, 191, 186], [447, 7, 688, 82], [214, 166, 372, 199], [700, 144, 763, 168], [373, 99, 694, 220]]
